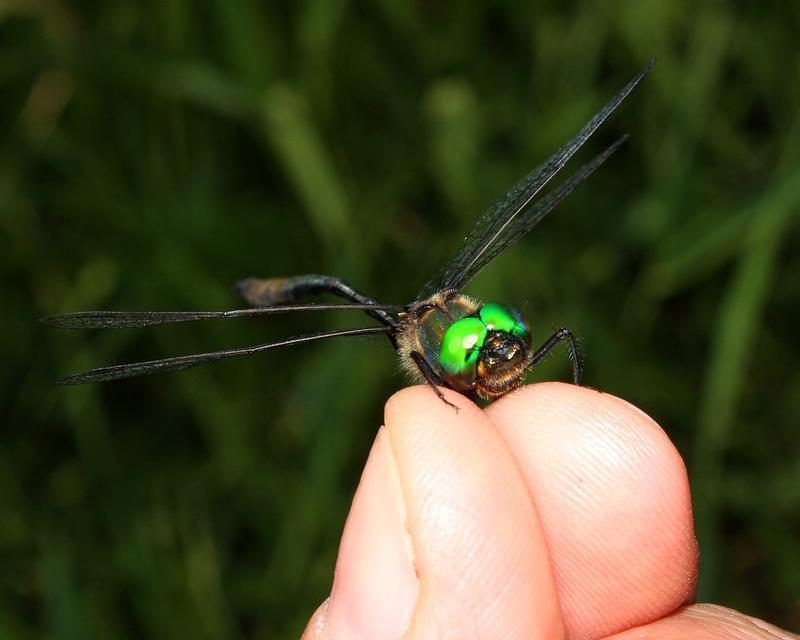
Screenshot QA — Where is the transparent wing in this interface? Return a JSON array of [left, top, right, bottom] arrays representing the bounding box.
[[442, 135, 628, 293], [40, 302, 401, 330], [56, 325, 393, 384], [417, 60, 653, 299]]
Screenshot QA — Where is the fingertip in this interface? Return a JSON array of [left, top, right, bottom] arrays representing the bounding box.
[[384, 385, 482, 428], [384, 385, 565, 639], [487, 382, 698, 638]]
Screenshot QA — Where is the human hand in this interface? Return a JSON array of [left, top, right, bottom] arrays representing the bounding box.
[[303, 383, 797, 639]]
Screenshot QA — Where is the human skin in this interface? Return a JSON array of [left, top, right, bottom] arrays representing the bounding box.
[[302, 383, 798, 639]]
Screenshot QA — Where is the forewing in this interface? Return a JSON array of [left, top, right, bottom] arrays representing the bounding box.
[[447, 135, 628, 292], [417, 60, 653, 299], [41, 303, 400, 329]]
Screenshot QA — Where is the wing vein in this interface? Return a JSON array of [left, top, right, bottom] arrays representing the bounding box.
[[41, 303, 402, 330]]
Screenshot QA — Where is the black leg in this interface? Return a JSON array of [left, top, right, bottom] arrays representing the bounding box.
[[410, 351, 459, 411], [236, 274, 396, 329], [529, 327, 582, 385]]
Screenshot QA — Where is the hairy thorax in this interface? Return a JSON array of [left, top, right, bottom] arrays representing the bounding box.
[[395, 290, 480, 385]]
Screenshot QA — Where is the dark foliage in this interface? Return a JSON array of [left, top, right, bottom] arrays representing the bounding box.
[[2, 2, 799, 637]]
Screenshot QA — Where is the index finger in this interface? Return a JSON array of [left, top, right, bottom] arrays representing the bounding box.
[[486, 382, 698, 639]]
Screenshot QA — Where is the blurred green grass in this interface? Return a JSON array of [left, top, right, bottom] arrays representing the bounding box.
[[2, 1, 799, 637]]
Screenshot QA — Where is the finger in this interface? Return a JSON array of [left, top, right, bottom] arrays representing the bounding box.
[[604, 603, 800, 639], [304, 386, 565, 640], [486, 383, 698, 639], [303, 427, 419, 639]]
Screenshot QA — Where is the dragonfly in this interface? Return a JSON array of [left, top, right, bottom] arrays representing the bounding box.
[[42, 61, 653, 408]]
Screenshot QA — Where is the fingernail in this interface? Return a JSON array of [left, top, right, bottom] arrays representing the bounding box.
[[323, 427, 418, 639]]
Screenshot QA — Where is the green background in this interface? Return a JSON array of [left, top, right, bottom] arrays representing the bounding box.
[[2, 1, 799, 637]]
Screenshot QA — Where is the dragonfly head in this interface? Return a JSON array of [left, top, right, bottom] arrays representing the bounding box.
[[438, 303, 531, 398]]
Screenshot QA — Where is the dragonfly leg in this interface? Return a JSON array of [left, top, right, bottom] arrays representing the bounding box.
[[236, 274, 396, 328], [529, 327, 582, 385], [410, 351, 459, 411]]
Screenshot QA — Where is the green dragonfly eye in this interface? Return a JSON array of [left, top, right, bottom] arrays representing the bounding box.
[[479, 303, 530, 341], [438, 317, 487, 387]]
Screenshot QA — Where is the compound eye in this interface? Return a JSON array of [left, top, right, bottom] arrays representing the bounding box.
[[438, 317, 487, 389], [479, 303, 530, 343]]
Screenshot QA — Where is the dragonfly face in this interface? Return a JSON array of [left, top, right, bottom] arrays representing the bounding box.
[[471, 305, 533, 398], [42, 61, 654, 406]]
